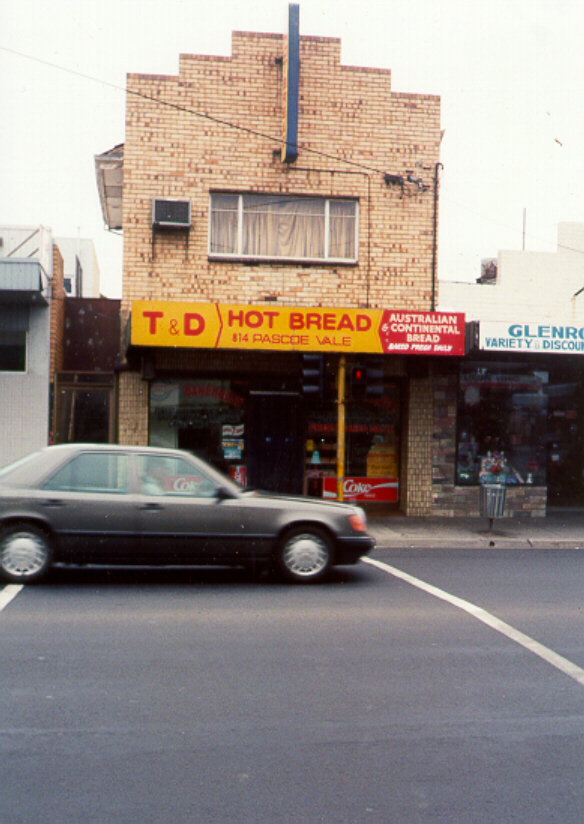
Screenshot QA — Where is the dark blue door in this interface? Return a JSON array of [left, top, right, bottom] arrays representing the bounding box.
[[247, 393, 304, 494]]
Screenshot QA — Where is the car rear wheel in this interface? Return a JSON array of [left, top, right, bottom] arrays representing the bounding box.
[[0, 525, 52, 584], [277, 526, 332, 583]]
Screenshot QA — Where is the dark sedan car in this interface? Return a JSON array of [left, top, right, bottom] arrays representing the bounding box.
[[0, 444, 375, 584]]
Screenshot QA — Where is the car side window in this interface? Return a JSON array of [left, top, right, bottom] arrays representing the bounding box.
[[137, 455, 219, 498], [42, 453, 130, 494]]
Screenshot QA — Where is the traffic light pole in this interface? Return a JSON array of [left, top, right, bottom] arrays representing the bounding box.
[[336, 355, 346, 502]]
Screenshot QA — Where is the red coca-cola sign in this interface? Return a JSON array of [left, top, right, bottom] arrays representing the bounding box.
[[322, 477, 398, 503], [229, 465, 247, 488]]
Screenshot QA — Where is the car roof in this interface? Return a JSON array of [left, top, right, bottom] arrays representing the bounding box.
[[0, 443, 243, 494], [40, 443, 188, 455]]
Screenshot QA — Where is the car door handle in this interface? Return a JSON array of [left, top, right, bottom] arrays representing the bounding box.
[[139, 502, 164, 511], [41, 499, 66, 508]]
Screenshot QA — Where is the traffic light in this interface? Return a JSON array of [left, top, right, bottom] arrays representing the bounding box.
[[365, 357, 384, 398], [350, 364, 368, 399], [301, 353, 325, 399], [350, 359, 384, 400]]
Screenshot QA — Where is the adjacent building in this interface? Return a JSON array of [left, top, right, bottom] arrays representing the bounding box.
[[0, 225, 117, 467], [440, 223, 584, 513], [0, 225, 64, 466], [54, 237, 101, 297], [52, 297, 120, 446]]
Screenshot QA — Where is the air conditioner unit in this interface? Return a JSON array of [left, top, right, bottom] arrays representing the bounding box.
[[152, 199, 191, 228]]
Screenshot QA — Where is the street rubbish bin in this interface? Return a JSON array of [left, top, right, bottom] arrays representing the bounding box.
[[480, 483, 506, 531]]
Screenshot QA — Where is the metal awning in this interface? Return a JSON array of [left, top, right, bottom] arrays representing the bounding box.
[[95, 144, 124, 231], [0, 260, 48, 304]]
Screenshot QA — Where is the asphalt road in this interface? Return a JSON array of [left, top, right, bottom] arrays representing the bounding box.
[[2, 545, 584, 823]]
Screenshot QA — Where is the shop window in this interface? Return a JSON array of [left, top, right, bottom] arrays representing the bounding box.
[[457, 363, 548, 486], [55, 374, 114, 444], [149, 380, 246, 482], [209, 194, 358, 263], [0, 331, 26, 372], [544, 376, 583, 505], [305, 384, 400, 504]]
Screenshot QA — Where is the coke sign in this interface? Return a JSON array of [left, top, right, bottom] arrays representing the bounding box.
[[229, 465, 247, 488], [162, 475, 204, 493], [322, 477, 398, 502]]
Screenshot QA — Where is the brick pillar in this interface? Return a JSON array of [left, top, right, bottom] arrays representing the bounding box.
[[118, 370, 149, 445], [431, 367, 459, 515], [403, 375, 434, 516]]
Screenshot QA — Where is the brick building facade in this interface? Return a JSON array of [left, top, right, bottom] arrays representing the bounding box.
[[97, 17, 465, 515]]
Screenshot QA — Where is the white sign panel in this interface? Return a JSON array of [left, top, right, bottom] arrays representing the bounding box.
[[480, 321, 584, 353]]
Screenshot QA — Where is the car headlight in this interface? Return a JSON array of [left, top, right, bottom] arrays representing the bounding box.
[[348, 508, 367, 532]]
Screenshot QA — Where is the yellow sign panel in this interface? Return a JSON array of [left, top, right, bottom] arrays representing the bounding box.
[[131, 301, 383, 353], [131, 301, 466, 355]]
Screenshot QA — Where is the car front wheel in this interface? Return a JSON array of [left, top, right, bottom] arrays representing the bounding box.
[[0, 525, 52, 584], [277, 526, 332, 583]]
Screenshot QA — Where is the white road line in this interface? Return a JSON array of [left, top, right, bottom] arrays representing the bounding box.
[[0, 584, 23, 612], [364, 556, 584, 688]]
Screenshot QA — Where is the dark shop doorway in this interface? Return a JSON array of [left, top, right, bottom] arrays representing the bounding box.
[[247, 392, 305, 494]]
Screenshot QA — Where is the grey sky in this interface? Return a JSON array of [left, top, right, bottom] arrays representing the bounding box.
[[1, 0, 582, 297]]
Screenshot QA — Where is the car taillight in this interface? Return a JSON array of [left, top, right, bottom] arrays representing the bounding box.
[[348, 512, 367, 532]]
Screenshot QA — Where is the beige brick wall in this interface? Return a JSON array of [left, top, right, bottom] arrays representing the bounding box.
[[118, 370, 149, 445], [121, 31, 441, 315], [403, 374, 434, 515]]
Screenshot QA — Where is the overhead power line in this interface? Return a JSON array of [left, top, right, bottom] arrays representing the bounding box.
[[0, 44, 395, 179], [2, 43, 584, 257]]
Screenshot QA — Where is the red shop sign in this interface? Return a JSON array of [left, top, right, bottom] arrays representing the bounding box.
[[378, 311, 465, 356]]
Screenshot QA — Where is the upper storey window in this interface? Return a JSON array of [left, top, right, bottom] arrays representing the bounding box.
[[0, 331, 26, 372], [209, 194, 358, 263]]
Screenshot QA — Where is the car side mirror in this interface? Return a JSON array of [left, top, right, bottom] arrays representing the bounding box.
[[215, 485, 233, 502]]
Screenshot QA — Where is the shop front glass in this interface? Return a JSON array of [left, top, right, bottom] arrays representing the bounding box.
[[305, 384, 400, 504], [150, 380, 247, 485], [54, 373, 115, 444], [457, 363, 548, 487], [150, 377, 401, 502]]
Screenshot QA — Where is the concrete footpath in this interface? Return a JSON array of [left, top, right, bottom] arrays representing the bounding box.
[[366, 508, 584, 549]]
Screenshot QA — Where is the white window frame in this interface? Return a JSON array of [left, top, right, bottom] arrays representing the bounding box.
[[208, 193, 359, 264]]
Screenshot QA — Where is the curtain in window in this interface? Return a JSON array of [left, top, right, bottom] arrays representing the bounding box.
[[210, 194, 238, 255], [329, 200, 356, 259], [243, 195, 325, 259], [210, 194, 356, 260]]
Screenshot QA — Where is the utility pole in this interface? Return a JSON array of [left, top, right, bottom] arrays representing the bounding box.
[[336, 355, 346, 502]]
